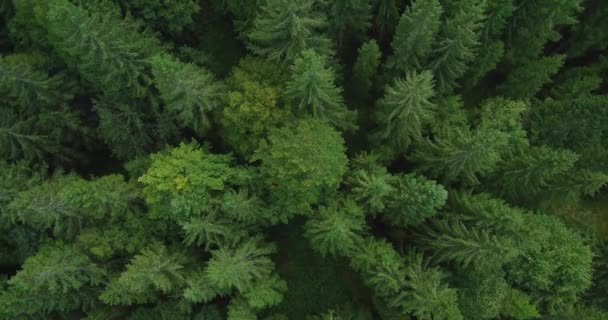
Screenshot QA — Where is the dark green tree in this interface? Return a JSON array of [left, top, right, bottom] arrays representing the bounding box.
[[100, 244, 191, 305], [351, 40, 381, 95], [247, 0, 332, 65], [151, 54, 222, 136], [46, 0, 161, 99], [382, 173, 447, 227], [427, 0, 485, 93], [374, 71, 436, 150], [117, 0, 200, 34], [498, 55, 565, 100], [304, 198, 367, 257], [385, 0, 442, 75], [411, 126, 507, 185], [286, 50, 355, 130], [328, 0, 372, 45], [1, 242, 105, 317]]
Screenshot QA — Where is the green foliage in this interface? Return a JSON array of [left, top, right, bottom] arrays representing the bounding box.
[[222, 75, 287, 157], [118, 0, 200, 34], [46, 0, 161, 99], [304, 198, 367, 257], [488, 145, 580, 205], [0, 54, 74, 109], [151, 54, 222, 135], [181, 213, 249, 250], [498, 55, 565, 100], [101, 244, 190, 305], [1, 242, 105, 316], [385, 0, 442, 75], [7, 174, 131, 239], [139, 143, 236, 220], [328, 0, 372, 45], [286, 50, 354, 130], [411, 126, 507, 185], [506, 214, 593, 313], [351, 40, 381, 94], [374, 71, 436, 150], [185, 236, 278, 302], [1, 0, 607, 318], [505, 0, 582, 64], [428, 0, 485, 93], [253, 119, 348, 219], [382, 173, 447, 227], [346, 152, 396, 214], [247, 0, 332, 65], [421, 219, 518, 269], [529, 95, 608, 151], [501, 288, 540, 320]]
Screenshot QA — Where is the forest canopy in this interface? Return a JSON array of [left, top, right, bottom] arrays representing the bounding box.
[[0, 0, 608, 319]]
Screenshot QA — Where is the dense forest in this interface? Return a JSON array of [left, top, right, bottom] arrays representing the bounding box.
[[0, 0, 607, 319]]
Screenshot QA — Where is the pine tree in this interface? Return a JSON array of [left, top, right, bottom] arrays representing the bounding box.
[[151, 54, 222, 136], [46, 0, 161, 99], [100, 244, 191, 305], [411, 126, 507, 185], [389, 251, 463, 320], [529, 95, 608, 151], [374, 71, 436, 150], [382, 173, 447, 227], [252, 119, 348, 218], [7, 174, 131, 239], [506, 214, 593, 313], [328, 0, 372, 45], [488, 145, 580, 205], [351, 40, 381, 95], [181, 213, 249, 250], [498, 55, 565, 100], [117, 0, 200, 35], [456, 267, 508, 320], [427, 0, 485, 93], [505, 0, 582, 65], [420, 219, 518, 270], [247, 0, 332, 65], [346, 152, 396, 214], [304, 198, 367, 257], [0, 54, 74, 109], [463, 0, 514, 88], [185, 236, 277, 302], [286, 50, 355, 130], [93, 97, 155, 160], [385, 0, 442, 76], [373, 0, 399, 42], [1, 242, 105, 317]]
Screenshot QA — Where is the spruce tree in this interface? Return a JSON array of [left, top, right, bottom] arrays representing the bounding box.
[[374, 70, 436, 150], [385, 0, 442, 76], [498, 55, 565, 100], [46, 0, 161, 99], [411, 126, 507, 185], [151, 54, 222, 136], [247, 0, 332, 65], [351, 40, 381, 95], [286, 50, 355, 130], [100, 244, 191, 305], [0, 54, 74, 109], [328, 0, 372, 45], [304, 198, 367, 257], [427, 0, 485, 93]]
